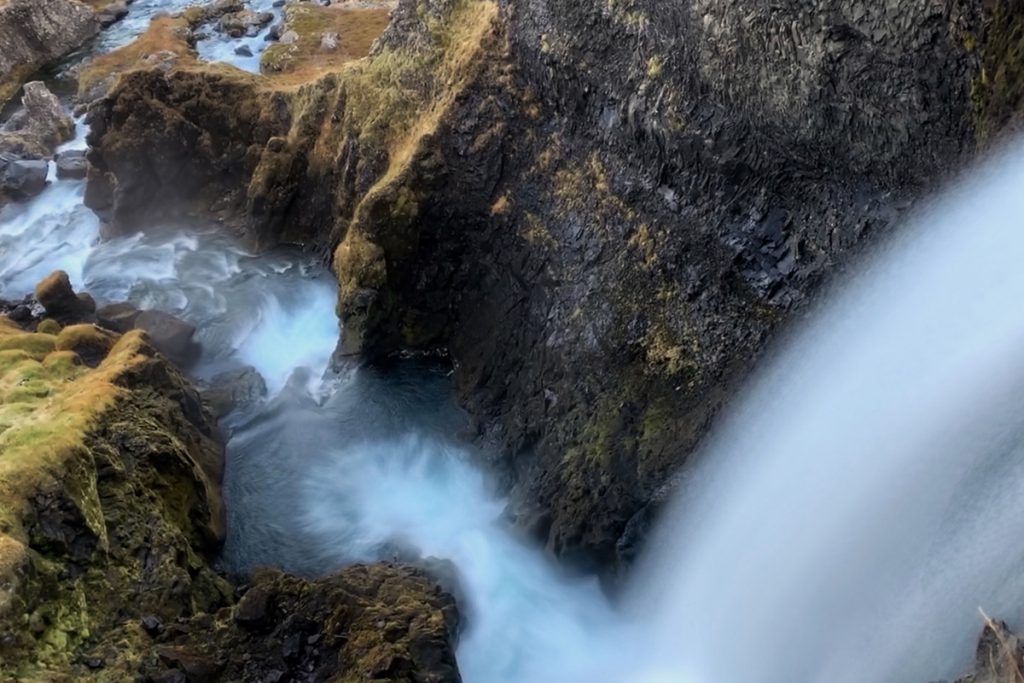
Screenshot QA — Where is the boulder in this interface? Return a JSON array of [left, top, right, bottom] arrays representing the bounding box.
[[198, 366, 268, 419], [0, 153, 47, 200], [218, 10, 274, 39], [96, 301, 141, 332], [34, 270, 95, 323], [320, 31, 339, 52], [0, 81, 75, 159], [135, 309, 201, 368], [235, 45, 254, 58], [0, 0, 99, 106], [135, 566, 462, 683], [95, 0, 130, 28], [55, 149, 88, 180]]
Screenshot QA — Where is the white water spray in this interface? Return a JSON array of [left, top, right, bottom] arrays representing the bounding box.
[[625, 141, 1024, 683]]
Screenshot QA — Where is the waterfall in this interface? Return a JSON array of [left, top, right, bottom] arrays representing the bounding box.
[[625, 141, 1024, 683]]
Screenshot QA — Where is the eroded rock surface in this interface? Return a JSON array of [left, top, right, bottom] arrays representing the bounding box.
[[0, 0, 99, 106], [82, 0, 1024, 579]]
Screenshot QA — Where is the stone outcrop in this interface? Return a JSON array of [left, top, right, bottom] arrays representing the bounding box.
[[946, 618, 1024, 683], [0, 316, 228, 679], [135, 565, 462, 683], [0, 0, 100, 106], [83, 0, 1024, 581], [0, 81, 76, 160]]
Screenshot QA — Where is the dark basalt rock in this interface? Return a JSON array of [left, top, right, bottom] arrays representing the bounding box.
[[55, 149, 89, 180], [135, 309, 202, 369], [0, 153, 47, 200], [198, 366, 269, 419], [136, 566, 462, 683]]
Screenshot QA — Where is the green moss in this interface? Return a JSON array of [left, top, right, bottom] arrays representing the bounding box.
[[36, 319, 62, 336], [0, 332, 57, 359], [972, 1, 1024, 143]]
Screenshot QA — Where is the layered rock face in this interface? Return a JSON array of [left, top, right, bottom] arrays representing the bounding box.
[[83, 0, 1021, 578], [0, 0, 100, 105]]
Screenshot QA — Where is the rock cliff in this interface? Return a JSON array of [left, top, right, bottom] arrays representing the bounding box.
[[83, 0, 1024, 579]]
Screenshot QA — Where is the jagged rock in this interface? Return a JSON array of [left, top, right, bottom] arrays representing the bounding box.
[[0, 81, 75, 159], [34, 270, 95, 323], [95, 1, 130, 28], [951, 619, 1024, 683], [219, 10, 275, 38], [0, 0, 99, 106], [198, 366, 269, 419], [96, 301, 141, 332], [278, 29, 299, 45], [0, 154, 47, 200], [134, 310, 201, 368], [137, 566, 462, 683], [55, 149, 89, 180], [0, 321, 228, 680]]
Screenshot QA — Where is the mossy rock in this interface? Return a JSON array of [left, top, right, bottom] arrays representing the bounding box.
[[55, 324, 119, 368], [0, 326, 228, 680]]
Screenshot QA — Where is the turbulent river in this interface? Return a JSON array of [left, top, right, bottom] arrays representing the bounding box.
[[5, 2, 1024, 683]]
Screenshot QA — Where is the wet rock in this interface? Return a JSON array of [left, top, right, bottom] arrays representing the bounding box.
[[265, 22, 284, 42], [219, 10, 274, 39], [0, 154, 47, 200], [134, 310, 201, 368], [953, 618, 1024, 683], [157, 647, 222, 683], [138, 566, 462, 683], [34, 270, 95, 323], [96, 301, 141, 332], [95, 1, 130, 28], [55, 149, 88, 180], [0, 81, 75, 158], [198, 366, 268, 419], [235, 45, 254, 58], [142, 615, 166, 636], [233, 586, 272, 629]]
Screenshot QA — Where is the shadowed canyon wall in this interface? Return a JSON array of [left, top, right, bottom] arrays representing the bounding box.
[[85, 0, 1023, 577]]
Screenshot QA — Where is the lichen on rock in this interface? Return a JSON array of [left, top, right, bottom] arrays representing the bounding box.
[[0, 317, 229, 679]]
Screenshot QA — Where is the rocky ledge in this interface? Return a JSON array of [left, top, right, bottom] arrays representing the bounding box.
[[0, 273, 460, 681]]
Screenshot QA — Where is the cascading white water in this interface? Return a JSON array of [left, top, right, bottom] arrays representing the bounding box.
[[623, 139, 1024, 683]]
